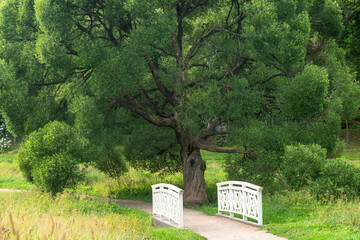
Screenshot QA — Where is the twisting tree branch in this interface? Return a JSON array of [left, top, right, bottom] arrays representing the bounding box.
[[249, 73, 288, 87], [107, 94, 175, 127], [144, 54, 176, 106], [184, 13, 246, 69], [140, 89, 171, 118], [154, 142, 179, 156], [149, 43, 176, 57], [197, 142, 256, 156], [190, 52, 217, 67], [217, 57, 249, 80], [195, 118, 220, 141]]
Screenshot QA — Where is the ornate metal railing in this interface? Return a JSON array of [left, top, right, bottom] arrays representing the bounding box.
[[216, 181, 263, 226], [151, 183, 184, 228]]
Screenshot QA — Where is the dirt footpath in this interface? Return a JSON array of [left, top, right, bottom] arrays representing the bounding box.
[[114, 199, 287, 240]]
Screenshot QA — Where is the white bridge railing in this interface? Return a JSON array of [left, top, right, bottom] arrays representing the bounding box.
[[216, 181, 263, 226], [151, 183, 184, 228]]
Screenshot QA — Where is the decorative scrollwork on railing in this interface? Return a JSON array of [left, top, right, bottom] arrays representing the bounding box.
[[217, 181, 263, 226], [152, 183, 184, 228]]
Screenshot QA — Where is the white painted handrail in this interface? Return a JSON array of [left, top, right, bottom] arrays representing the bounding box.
[[151, 183, 184, 228], [216, 181, 263, 226]]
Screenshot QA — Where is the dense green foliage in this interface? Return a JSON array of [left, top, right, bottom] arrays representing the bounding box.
[[339, 0, 360, 81], [18, 121, 88, 194], [0, 0, 359, 200], [123, 124, 181, 173], [281, 144, 360, 200], [281, 144, 326, 191], [312, 158, 360, 200]]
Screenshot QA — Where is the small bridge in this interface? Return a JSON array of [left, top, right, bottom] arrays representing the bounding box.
[[151, 183, 184, 228], [217, 181, 263, 226]]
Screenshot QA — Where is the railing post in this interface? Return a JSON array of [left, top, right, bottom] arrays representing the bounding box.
[[152, 185, 155, 219], [179, 190, 184, 228], [258, 188, 263, 226], [217, 183, 221, 214], [229, 183, 234, 218]]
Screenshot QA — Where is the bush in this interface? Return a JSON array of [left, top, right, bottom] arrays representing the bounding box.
[[95, 148, 128, 178], [281, 144, 326, 190], [281, 144, 360, 200], [224, 152, 286, 193], [18, 121, 89, 195], [310, 158, 360, 200]]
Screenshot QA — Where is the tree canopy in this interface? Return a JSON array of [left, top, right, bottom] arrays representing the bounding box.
[[339, 0, 360, 81], [0, 0, 358, 205]]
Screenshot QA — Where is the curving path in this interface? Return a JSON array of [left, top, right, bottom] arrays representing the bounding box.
[[112, 199, 287, 240], [0, 189, 286, 240]]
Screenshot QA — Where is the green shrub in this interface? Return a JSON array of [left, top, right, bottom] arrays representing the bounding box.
[[225, 152, 286, 193], [18, 121, 89, 195], [281, 144, 360, 200], [95, 148, 128, 178], [281, 144, 326, 190], [310, 158, 360, 200]]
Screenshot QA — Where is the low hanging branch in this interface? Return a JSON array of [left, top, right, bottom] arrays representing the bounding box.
[[262, 165, 292, 191], [197, 142, 255, 156], [139, 89, 171, 118], [107, 94, 176, 127]]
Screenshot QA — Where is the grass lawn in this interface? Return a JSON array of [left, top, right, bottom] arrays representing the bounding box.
[[342, 151, 360, 167], [340, 129, 360, 168], [0, 153, 36, 190], [341, 129, 360, 151], [263, 191, 360, 239]]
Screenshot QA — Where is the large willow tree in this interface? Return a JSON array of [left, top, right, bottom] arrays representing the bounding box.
[[0, 0, 358, 204]]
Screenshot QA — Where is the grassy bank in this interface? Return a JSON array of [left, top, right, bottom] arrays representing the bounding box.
[[263, 191, 360, 239], [0, 191, 204, 240], [0, 153, 35, 190]]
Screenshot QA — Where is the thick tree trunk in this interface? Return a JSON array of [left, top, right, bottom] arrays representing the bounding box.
[[181, 146, 208, 206]]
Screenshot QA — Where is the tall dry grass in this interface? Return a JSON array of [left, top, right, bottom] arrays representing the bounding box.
[[0, 191, 203, 240], [0, 191, 153, 240]]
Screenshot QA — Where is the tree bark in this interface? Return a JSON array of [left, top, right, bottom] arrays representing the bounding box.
[[181, 146, 208, 206]]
